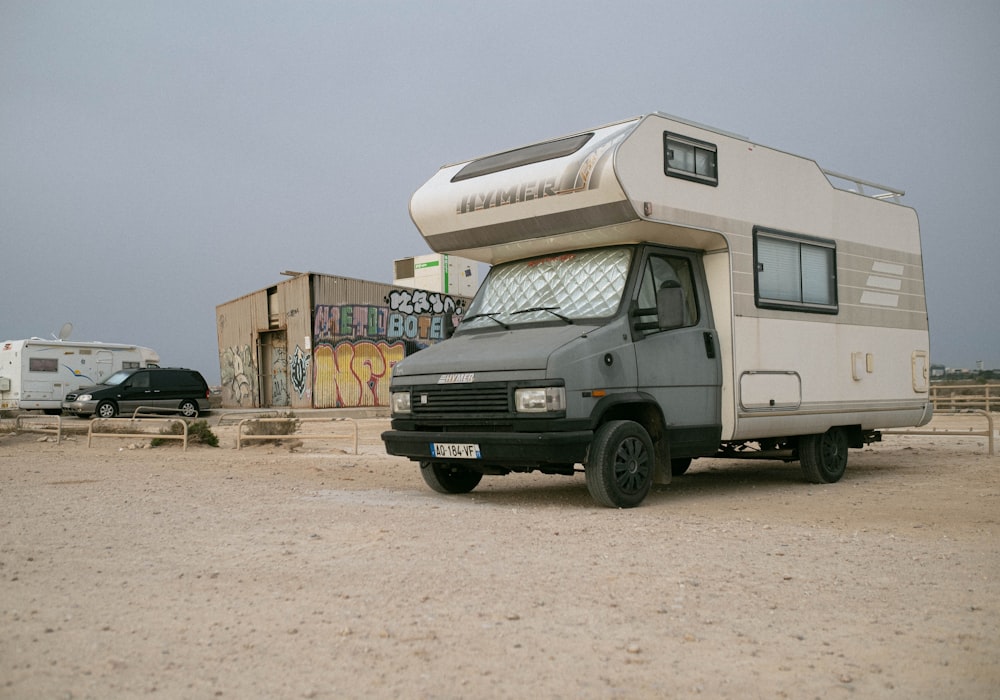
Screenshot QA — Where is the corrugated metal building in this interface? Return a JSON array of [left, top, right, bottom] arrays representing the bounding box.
[[216, 272, 468, 409]]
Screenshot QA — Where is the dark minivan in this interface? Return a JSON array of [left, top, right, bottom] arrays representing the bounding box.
[[63, 367, 211, 418]]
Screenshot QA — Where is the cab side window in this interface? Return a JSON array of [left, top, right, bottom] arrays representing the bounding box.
[[130, 372, 150, 389], [635, 254, 699, 332]]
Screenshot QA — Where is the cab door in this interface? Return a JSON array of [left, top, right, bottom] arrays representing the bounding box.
[[631, 249, 722, 457], [119, 370, 154, 415]]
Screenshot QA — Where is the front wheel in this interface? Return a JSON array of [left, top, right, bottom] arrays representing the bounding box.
[[419, 461, 483, 494], [799, 427, 848, 483], [95, 400, 118, 419], [585, 420, 654, 508]]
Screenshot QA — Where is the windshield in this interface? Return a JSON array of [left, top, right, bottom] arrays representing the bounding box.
[[102, 370, 134, 386], [459, 247, 632, 331]]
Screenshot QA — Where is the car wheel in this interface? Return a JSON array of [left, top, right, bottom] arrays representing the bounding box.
[[419, 461, 483, 494], [96, 400, 118, 419], [671, 457, 693, 476], [179, 400, 199, 418], [585, 420, 654, 508], [799, 427, 848, 483]]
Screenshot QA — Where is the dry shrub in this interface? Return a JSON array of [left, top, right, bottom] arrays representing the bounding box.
[[151, 419, 219, 447], [243, 412, 298, 445]]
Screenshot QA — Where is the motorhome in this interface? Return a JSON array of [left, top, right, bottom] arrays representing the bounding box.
[[381, 112, 932, 507], [0, 339, 160, 414]]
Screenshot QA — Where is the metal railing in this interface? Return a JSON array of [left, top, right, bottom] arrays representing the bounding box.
[[930, 384, 997, 412], [216, 410, 283, 426], [87, 417, 189, 450], [236, 416, 358, 453], [882, 409, 995, 457], [14, 414, 65, 443]]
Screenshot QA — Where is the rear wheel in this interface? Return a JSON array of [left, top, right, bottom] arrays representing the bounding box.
[[671, 457, 693, 476], [799, 427, 848, 483], [179, 400, 199, 418], [96, 400, 118, 419], [419, 461, 483, 494], [585, 420, 654, 508]]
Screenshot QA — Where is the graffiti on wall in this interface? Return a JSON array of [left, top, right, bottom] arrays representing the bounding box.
[[220, 344, 258, 407], [311, 291, 463, 408], [270, 346, 289, 406], [314, 292, 462, 346], [290, 345, 310, 399], [313, 339, 405, 408]]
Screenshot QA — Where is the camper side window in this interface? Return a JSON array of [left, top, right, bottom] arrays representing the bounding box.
[[28, 358, 58, 372], [664, 132, 718, 186], [754, 228, 838, 314]]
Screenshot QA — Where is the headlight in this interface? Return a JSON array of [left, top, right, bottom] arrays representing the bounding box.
[[77, 394, 92, 402], [515, 387, 566, 413], [391, 391, 411, 414]]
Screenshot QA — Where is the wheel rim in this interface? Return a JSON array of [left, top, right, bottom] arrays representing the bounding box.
[[820, 431, 847, 473], [612, 437, 651, 495]]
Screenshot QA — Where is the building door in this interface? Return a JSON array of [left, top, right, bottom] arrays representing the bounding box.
[[259, 331, 290, 407]]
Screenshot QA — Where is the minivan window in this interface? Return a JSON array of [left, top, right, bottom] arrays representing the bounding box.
[[103, 370, 135, 386]]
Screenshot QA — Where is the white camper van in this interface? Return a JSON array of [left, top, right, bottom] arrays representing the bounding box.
[[381, 112, 932, 507], [0, 339, 160, 414]]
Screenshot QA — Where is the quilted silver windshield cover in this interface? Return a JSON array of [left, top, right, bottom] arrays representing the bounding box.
[[460, 247, 632, 329]]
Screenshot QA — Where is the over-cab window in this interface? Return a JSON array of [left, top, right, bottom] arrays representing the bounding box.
[[664, 132, 718, 186], [754, 227, 838, 314], [452, 133, 594, 182]]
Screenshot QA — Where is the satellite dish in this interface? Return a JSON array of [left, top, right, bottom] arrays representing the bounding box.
[[58, 322, 73, 341]]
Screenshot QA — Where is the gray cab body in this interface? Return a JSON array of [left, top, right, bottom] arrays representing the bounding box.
[[382, 113, 932, 507]]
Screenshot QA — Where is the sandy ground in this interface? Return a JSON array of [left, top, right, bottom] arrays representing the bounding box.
[[1, 412, 998, 699]]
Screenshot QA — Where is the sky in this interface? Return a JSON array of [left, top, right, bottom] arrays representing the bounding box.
[[2, 0, 999, 383]]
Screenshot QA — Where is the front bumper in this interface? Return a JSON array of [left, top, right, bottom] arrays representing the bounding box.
[[382, 428, 593, 467], [62, 400, 98, 416]]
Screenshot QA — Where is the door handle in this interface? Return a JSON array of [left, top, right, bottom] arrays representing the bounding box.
[[703, 332, 716, 359]]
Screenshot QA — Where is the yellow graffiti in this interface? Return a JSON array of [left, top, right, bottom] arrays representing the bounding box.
[[313, 340, 405, 408]]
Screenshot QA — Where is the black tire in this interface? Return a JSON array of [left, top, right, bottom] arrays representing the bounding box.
[[420, 461, 483, 494], [179, 400, 199, 418], [585, 420, 655, 508], [671, 457, 693, 476], [799, 427, 848, 483], [96, 400, 118, 419]]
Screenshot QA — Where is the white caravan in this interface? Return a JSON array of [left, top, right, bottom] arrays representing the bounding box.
[[0, 339, 160, 414], [381, 112, 932, 507]]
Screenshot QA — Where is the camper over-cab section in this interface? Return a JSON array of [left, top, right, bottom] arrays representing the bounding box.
[[384, 112, 931, 507]]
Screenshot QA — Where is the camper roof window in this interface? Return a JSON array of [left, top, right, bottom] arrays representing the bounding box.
[[664, 132, 718, 186], [452, 133, 594, 182]]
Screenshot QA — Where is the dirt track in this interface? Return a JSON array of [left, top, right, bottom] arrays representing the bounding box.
[[1, 414, 998, 699]]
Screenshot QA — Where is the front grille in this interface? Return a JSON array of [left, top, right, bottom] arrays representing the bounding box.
[[411, 384, 510, 415], [65, 393, 78, 401]]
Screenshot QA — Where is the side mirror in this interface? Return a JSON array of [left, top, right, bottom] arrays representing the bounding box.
[[656, 285, 686, 330]]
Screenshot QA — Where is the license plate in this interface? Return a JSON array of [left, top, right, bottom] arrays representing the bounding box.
[[430, 442, 481, 459]]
